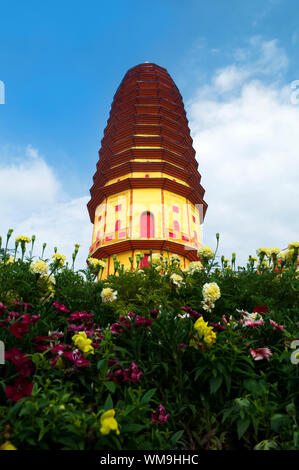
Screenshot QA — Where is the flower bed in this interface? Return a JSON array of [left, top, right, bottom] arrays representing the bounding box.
[[0, 231, 298, 450]]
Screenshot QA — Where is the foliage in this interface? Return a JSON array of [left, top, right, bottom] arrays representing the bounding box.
[[0, 232, 298, 450]]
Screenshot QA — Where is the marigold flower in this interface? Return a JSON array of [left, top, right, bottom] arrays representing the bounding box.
[[151, 253, 163, 265], [30, 260, 48, 275], [88, 258, 106, 269], [100, 409, 120, 435], [198, 246, 214, 260], [101, 287, 117, 303], [170, 273, 183, 287], [15, 236, 31, 244], [52, 253, 66, 266], [256, 247, 271, 257], [5, 256, 15, 265], [188, 261, 204, 274], [202, 282, 221, 302], [288, 242, 299, 250]]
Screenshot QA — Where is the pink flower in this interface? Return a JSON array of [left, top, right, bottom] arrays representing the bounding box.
[[151, 404, 170, 424], [244, 319, 265, 327], [250, 347, 272, 362], [52, 301, 70, 313], [269, 319, 285, 331], [5, 377, 33, 402]]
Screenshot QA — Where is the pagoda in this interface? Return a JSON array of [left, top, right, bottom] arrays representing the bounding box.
[[87, 62, 207, 276]]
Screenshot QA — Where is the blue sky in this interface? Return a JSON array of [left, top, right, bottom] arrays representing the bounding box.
[[0, 0, 299, 268]]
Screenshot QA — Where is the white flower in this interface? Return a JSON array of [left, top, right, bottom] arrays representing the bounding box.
[[170, 273, 184, 287], [101, 287, 118, 303]]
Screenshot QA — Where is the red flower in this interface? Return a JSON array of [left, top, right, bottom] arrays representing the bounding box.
[[181, 306, 202, 319], [151, 404, 170, 424], [5, 377, 33, 402], [63, 350, 90, 367], [67, 311, 94, 322], [32, 336, 53, 352], [253, 306, 270, 314], [108, 362, 143, 383], [5, 347, 34, 376], [9, 322, 30, 338], [52, 301, 70, 313], [20, 313, 40, 324], [7, 312, 20, 321]]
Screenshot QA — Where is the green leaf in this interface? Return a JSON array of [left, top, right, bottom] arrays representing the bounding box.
[[286, 402, 296, 418], [210, 375, 223, 394], [120, 423, 146, 433], [97, 359, 107, 371], [103, 381, 116, 393], [171, 430, 184, 444], [140, 388, 156, 405], [104, 393, 113, 411], [237, 418, 250, 439], [271, 414, 290, 432]]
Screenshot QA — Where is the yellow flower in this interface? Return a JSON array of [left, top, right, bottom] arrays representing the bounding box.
[[72, 331, 94, 356], [0, 441, 17, 450], [100, 409, 120, 435], [30, 260, 48, 275], [288, 242, 299, 249], [52, 253, 66, 267], [151, 253, 163, 265], [170, 254, 180, 264], [101, 287, 117, 303], [202, 282, 221, 302], [269, 248, 280, 256], [198, 246, 214, 260], [256, 247, 271, 258], [5, 256, 15, 265], [15, 236, 31, 243], [188, 261, 204, 273], [88, 258, 106, 269], [170, 273, 183, 287], [193, 317, 216, 347]]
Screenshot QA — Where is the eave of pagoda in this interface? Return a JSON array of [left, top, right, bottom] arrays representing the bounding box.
[[89, 239, 200, 262], [87, 177, 207, 223], [94, 148, 199, 177], [103, 114, 194, 146], [90, 161, 203, 197], [98, 135, 196, 163]]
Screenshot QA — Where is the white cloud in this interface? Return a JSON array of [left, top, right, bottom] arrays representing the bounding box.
[[0, 145, 91, 269], [187, 38, 299, 266]]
